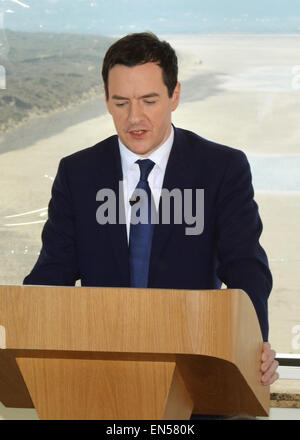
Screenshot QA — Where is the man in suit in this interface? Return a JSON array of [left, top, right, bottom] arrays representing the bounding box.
[[24, 32, 279, 387]]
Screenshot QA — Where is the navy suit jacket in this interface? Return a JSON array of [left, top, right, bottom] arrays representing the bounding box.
[[24, 126, 272, 341]]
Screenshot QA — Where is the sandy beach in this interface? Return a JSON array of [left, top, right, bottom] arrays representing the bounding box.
[[0, 34, 299, 354]]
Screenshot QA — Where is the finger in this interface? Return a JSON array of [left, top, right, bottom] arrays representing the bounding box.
[[263, 342, 271, 350], [261, 343, 271, 362], [261, 353, 277, 372], [261, 360, 279, 383], [262, 371, 279, 386], [261, 347, 276, 364], [262, 361, 278, 382], [261, 344, 275, 358], [262, 371, 280, 386]]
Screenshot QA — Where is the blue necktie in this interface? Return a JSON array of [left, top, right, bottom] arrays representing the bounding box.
[[129, 159, 156, 287]]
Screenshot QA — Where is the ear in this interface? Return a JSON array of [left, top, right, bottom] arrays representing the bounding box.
[[171, 82, 181, 112]]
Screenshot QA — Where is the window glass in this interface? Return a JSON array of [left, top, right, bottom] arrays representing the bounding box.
[[0, 0, 299, 354]]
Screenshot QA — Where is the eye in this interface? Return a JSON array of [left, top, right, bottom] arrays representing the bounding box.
[[115, 102, 126, 107], [144, 101, 156, 105]]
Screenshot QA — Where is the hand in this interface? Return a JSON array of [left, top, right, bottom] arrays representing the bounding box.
[[261, 342, 279, 386]]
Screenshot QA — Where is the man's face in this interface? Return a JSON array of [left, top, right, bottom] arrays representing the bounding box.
[[105, 62, 180, 157]]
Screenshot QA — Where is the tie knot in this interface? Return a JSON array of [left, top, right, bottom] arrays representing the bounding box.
[[136, 159, 155, 182]]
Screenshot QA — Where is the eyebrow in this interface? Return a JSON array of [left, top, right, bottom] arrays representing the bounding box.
[[111, 93, 160, 100]]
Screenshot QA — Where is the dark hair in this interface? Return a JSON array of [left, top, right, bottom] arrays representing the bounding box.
[[102, 32, 178, 99]]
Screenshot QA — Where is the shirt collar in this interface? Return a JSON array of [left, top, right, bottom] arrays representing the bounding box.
[[118, 125, 174, 178]]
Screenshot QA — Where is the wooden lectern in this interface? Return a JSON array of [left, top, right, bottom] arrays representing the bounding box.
[[0, 286, 269, 419]]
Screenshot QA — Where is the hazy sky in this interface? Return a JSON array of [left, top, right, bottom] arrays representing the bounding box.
[[1, 0, 300, 34]]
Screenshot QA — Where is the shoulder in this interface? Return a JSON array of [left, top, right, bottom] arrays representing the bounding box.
[[174, 126, 247, 163], [62, 134, 118, 164], [173, 126, 251, 182], [51, 134, 120, 190], [56, 134, 119, 178]]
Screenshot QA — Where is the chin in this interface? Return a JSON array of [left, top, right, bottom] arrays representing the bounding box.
[[131, 147, 152, 157], [125, 142, 153, 156]]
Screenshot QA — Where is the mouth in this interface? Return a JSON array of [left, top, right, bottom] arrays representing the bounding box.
[[129, 130, 148, 139]]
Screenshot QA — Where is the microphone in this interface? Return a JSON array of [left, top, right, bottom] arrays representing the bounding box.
[[129, 196, 140, 206]]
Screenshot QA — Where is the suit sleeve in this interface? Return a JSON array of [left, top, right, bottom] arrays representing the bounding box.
[[215, 150, 272, 341], [23, 158, 80, 286]]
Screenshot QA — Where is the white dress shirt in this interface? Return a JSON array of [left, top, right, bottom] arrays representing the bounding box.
[[118, 126, 174, 243]]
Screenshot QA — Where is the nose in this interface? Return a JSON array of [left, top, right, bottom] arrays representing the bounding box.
[[128, 100, 144, 125]]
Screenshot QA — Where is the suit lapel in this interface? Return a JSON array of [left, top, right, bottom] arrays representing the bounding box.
[[148, 126, 195, 284], [92, 136, 130, 285]]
